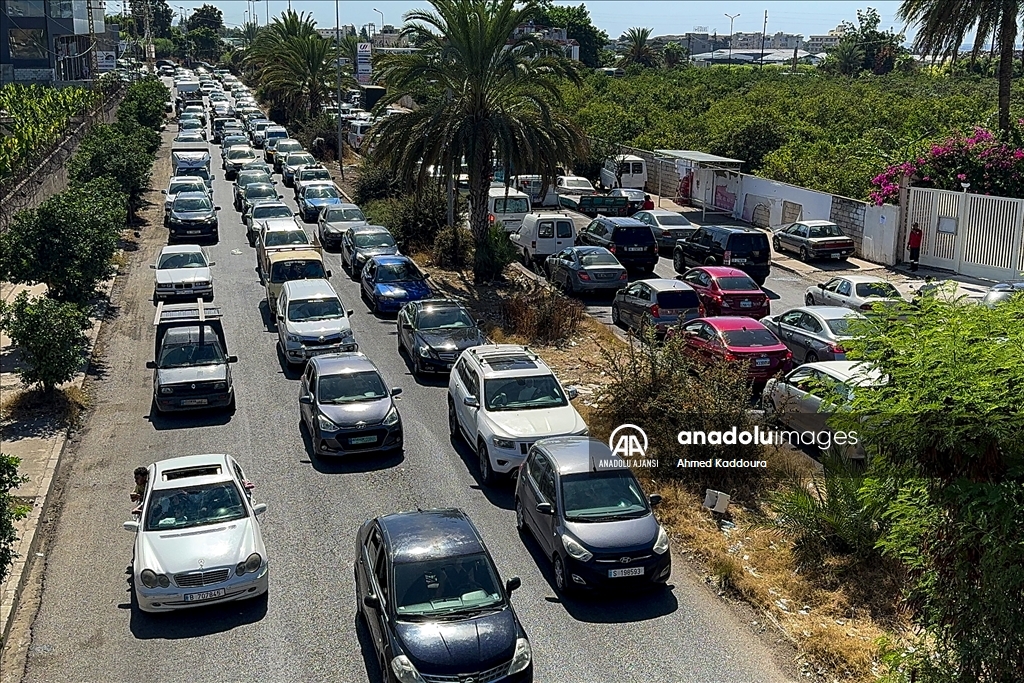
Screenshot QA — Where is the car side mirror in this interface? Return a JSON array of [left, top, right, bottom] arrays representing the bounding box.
[[423, 272, 431, 278], [146, 360, 157, 369], [208, 261, 216, 266], [505, 576, 522, 594], [566, 386, 579, 400], [215, 206, 222, 211], [161, 189, 167, 194], [363, 594, 381, 610], [299, 395, 313, 405], [391, 387, 403, 396], [123, 520, 140, 532], [252, 502, 267, 516], [227, 355, 239, 363], [649, 493, 662, 506], [294, 212, 301, 216], [536, 502, 554, 515], [278, 194, 284, 199], [149, 264, 156, 269], [276, 314, 284, 321], [818, 283, 825, 290], [325, 270, 332, 278], [402, 322, 413, 330], [347, 309, 354, 316], [463, 396, 479, 408]]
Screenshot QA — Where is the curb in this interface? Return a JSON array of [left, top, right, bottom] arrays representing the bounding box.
[[0, 262, 120, 647]]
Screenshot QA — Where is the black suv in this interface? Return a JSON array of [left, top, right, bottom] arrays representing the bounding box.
[[672, 225, 771, 285], [576, 216, 658, 272]]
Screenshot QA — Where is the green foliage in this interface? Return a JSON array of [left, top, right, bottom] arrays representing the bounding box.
[[69, 122, 156, 209], [0, 453, 30, 587], [432, 224, 473, 269], [823, 8, 907, 76], [617, 27, 659, 69], [291, 113, 340, 162], [186, 26, 223, 62], [187, 4, 223, 33], [0, 84, 98, 181], [354, 159, 400, 204], [473, 224, 519, 282], [363, 184, 462, 252], [0, 177, 127, 304], [534, 1, 609, 68], [0, 292, 90, 394], [117, 76, 170, 131]]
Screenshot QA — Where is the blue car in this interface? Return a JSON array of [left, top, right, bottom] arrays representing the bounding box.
[[360, 255, 433, 315], [297, 183, 343, 222]]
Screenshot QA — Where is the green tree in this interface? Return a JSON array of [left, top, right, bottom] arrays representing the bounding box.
[[188, 25, 223, 62], [0, 453, 30, 587], [663, 41, 685, 68], [0, 292, 91, 394], [69, 123, 155, 212], [187, 4, 223, 34], [130, 0, 173, 39], [257, 34, 337, 119], [117, 76, 170, 130], [370, 0, 586, 282], [900, 0, 1020, 133], [828, 40, 867, 76], [617, 27, 659, 69], [535, 1, 609, 68], [0, 178, 127, 304]]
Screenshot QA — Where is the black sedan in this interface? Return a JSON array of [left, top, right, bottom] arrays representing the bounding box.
[[341, 224, 399, 277], [355, 508, 533, 683], [396, 299, 485, 375]]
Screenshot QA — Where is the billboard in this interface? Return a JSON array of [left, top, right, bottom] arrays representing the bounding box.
[[356, 42, 372, 84], [97, 51, 116, 72]]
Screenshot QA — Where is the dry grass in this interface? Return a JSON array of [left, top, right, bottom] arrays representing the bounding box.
[[0, 384, 89, 427]]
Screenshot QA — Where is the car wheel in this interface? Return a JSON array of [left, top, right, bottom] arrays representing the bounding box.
[[477, 440, 495, 486], [225, 394, 236, 415], [805, 351, 819, 364], [773, 237, 782, 253], [447, 398, 459, 440], [672, 251, 684, 274], [515, 498, 527, 535], [372, 296, 382, 315], [611, 303, 621, 326], [553, 555, 574, 596], [800, 247, 810, 262], [804, 293, 815, 306], [704, 256, 717, 267], [412, 354, 423, 376]]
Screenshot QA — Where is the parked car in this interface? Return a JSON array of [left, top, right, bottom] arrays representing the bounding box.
[[299, 352, 403, 455], [676, 316, 792, 383], [318, 204, 369, 250], [297, 183, 343, 222], [397, 299, 486, 375], [510, 212, 576, 266], [448, 345, 587, 485], [611, 279, 702, 335], [341, 224, 399, 277], [515, 437, 670, 596], [151, 244, 214, 302], [360, 255, 433, 315], [632, 209, 696, 251], [608, 187, 645, 213], [272, 140, 304, 173], [576, 216, 658, 272], [679, 266, 771, 320], [761, 306, 864, 364], [293, 165, 334, 200], [162, 176, 209, 222], [554, 175, 595, 195], [281, 151, 316, 186], [240, 182, 283, 222], [544, 246, 627, 294], [354, 509, 532, 683], [672, 225, 771, 286], [804, 275, 905, 311], [773, 220, 856, 262], [275, 279, 356, 368], [122, 453, 268, 612], [166, 191, 221, 242], [232, 169, 274, 210], [980, 281, 1024, 307]]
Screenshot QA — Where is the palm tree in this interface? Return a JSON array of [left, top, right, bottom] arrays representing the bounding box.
[[370, 0, 586, 282], [663, 41, 685, 68], [899, 0, 1022, 133], [618, 27, 658, 69], [259, 35, 338, 119], [831, 40, 866, 76]]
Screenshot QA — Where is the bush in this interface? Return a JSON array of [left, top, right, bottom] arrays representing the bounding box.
[[0, 292, 90, 394], [354, 159, 400, 204], [0, 177, 127, 304], [472, 224, 519, 282], [499, 285, 584, 344], [69, 122, 156, 211], [432, 224, 473, 270], [364, 186, 464, 252], [292, 113, 340, 162], [0, 453, 30, 587], [117, 76, 170, 131]]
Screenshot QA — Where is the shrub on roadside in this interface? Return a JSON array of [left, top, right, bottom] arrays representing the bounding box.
[[354, 159, 400, 204], [432, 224, 473, 270], [364, 186, 464, 253], [292, 113, 339, 162], [69, 121, 156, 212], [499, 285, 584, 345], [116, 76, 170, 131], [0, 453, 30, 587], [0, 292, 90, 394]]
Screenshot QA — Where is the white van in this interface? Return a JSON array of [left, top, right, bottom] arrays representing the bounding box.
[[512, 175, 558, 207], [348, 120, 373, 151], [510, 212, 577, 265], [485, 187, 532, 232], [600, 154, 648, 190]]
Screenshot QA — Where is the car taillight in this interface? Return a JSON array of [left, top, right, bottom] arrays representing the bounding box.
[[608, 244, 616, 253], [784, 350, 793, 360], [698, 304, 705, 316], [827, 343, 845, 354], [577, 271, 591, 281], [662, 230, 671, 237], [619, 271, 628, 280], [860, 302, 874, 310], [723, 351, 737, 361], [488, 214, 495, 223], [650, 304, 660, 318], [723, 250, 732, 265]]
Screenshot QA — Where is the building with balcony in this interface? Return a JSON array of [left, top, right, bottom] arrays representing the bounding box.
[[1, 0, 105, 83], [511, 21, 579, 61], [806, 26, 847, 53]]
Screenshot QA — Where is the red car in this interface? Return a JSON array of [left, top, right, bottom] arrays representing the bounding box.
[[676, 316, 792, 381], [679, 266, 771, 320]]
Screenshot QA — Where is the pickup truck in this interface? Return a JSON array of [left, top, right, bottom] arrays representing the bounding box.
[[146, 299, 237, 414], [256, 218, 321, 282], [557, 193, 630, 218], [264, 246, 331, 316]]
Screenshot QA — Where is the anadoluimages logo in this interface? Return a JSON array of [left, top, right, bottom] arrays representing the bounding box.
[[609, 424, 648, 459]]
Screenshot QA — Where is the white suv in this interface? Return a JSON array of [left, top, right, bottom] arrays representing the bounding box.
[[447, 345, 588, 485]]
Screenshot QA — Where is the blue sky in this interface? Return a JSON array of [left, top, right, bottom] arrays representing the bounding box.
[[109, 1, 915, 41]]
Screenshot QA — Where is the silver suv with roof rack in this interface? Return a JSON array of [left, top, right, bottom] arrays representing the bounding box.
[[447, 344, 587, 485]]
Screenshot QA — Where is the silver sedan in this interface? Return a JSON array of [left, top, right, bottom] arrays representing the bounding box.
[[544, 246, 628, 294], [804, 275, 905, 312], [761, 306, 864, 364]]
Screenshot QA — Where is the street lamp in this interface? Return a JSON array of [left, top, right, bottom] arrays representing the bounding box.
[[336, 0, 345, 180], [373, 8, 384, 33], [961, 182, 970, 192], [725, 13, 739, 64], [252, 0, 266, 26]]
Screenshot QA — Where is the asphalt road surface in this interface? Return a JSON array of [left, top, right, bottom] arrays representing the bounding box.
[[9, 86, 800, 683]]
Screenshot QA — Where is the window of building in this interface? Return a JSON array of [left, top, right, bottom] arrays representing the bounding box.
[[9, 28, 48, 60], [51, 0, 75, 19], [6, 1, 46, 17]]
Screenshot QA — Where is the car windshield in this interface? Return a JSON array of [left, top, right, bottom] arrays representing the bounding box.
[[579, 251, 620, 266], [157, 338, 225, 368], [239, 173, 271, 186], [246, 185, 277, 199], [177, 168, 210, 181], [301, 170, 331, 181], [180, 119, 201, 128], [808, 223, 844, 238], [277, 142, 303, 154], [223, 137, 246, 147], [175, 133, 203, 141], [560, 470, 650, 522], [717, 276, 759, 291], [173, 196, 211, 211], [253, 205, 292, 220], [493, 197, 529, 213], [656, 214, 691, 226], [353, 232, 395, 248], [158, 251, 206, 269], [288, 298, 343, 322], [304, 187, 338, 199], [144, 481, 246, 531], [287, 153, 315, 167], [376, 262, 423, 283], [856, 282, 900, 298], [417, 306, 473, 329], [616, 189, 644, 200], [325, 207, 366, 222], [720, 328, 780, 347], [264, 230, 310, 247], [483, 375, 568, 411], [169, 181, 204, 195], [270, 259, 326, 283], [228, 148, 256, 160], [318, 370, 386, 403], [394, 553, 504, 617]]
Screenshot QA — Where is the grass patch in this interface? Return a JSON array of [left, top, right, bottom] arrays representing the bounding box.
[[0, 384, 89, 427], [498, 285, 585, 346]]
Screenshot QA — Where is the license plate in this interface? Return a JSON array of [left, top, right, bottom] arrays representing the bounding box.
[[307, 348, 336, 356], [740, 300, 752, 308], [186, 230, 201, 235], [446, 363, 454, 370], [185, 588, 225, 602], [755, 358, 771, 367], [609, 567, 644, 578], [349, 435, 377, 445], [831, 253, 842, 259], [181, 398, 208, 406], [731, 258, 747, 264], [625, 246, 644, 252]]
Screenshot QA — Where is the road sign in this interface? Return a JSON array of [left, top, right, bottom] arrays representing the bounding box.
[[97, 51, 116, 72]]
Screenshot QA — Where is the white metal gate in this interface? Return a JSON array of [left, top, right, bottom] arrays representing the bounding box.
[[906, 187, 1024, 281]]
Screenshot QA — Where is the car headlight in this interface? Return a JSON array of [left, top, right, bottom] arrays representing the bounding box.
[[491, 436, 516, 451], [317, 414, 338, 432], [653, 525, 670, 555], [562, 534, 593, 562], [381, 289, 406, 298], [193, 281, 209, 287], [286, 334, 300, 343], [204, 215, 217, 223], [236, 552, 263, 576], [159, 386, 174, 395], [139, 569, 170, 588], [213, 381, 227, 390], [383, 406, 400, 426], [390, 655, 425, 683], [418, 345, 434, 358], [508, 637, 532, 675]]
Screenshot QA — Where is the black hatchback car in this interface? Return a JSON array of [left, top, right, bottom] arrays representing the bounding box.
[[576, 216, 659, 272], [355, 509, 533, 682], [672, 225, 771, 285]]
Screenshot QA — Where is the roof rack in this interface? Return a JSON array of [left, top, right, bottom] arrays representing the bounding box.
[[153, 298, 222, 326], [468, 345, 540, 367]]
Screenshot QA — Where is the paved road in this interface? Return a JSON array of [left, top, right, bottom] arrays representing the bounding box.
[[11, 86, 799, 683]]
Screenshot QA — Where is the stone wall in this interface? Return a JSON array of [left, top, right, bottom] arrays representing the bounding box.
[[829, 196, 866, 250]]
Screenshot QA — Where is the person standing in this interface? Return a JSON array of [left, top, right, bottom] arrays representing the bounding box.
[[907, 223, 923, 272], [642, 194, 655, 210]]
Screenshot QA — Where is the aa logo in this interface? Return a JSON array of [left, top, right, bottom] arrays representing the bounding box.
[[609, 424, 648, 459]]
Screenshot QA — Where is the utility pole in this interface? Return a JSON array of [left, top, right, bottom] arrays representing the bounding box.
[[335, 0, 345, 180], [86, 0, 99, 79], [725, 13, 739, 65], [759, 10, 767, 68]]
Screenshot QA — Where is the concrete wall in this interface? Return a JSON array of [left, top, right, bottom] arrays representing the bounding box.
[[736, 175, 833, 226], [860, 203, 899, 264]]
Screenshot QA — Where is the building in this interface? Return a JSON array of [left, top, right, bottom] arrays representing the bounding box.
[[511, 21, 580, 61], [806, 25, 847, 53], [724, 32, 804, 51], [1, 0, 105, 83], [317, 25, 357, 42], [690, 48, 819, 67], [653, 33, 727, 56], [730, 31, 763, 50], [371, 25, 407, 48]]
